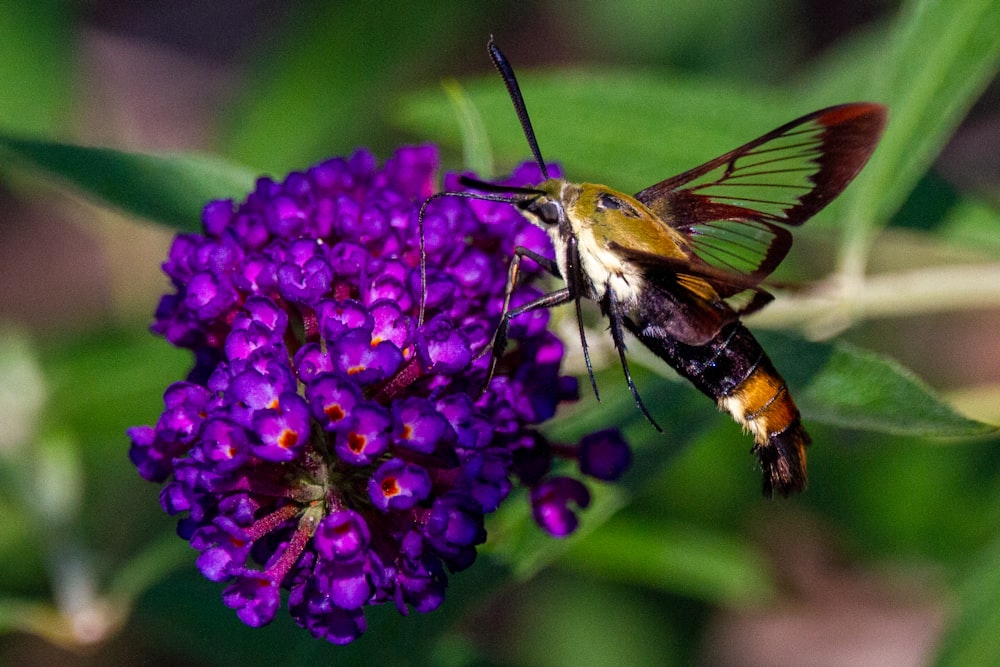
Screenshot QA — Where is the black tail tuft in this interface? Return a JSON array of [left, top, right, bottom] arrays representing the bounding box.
[[754, 419, 811, 498]]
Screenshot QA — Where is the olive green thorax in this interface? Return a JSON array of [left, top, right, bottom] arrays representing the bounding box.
[[522, 179, 691, 258], [516, 178, 695, 304]]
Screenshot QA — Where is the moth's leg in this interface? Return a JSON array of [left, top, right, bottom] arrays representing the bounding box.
[[419, 190, 531, 326], [565, 235, 600, 400], [605, 286, 663, 432], [480, 246, 567, 393], [481, 286, 572, 394]]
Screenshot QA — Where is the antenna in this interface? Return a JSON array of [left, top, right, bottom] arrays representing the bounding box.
[[418, 189, 538, 327], [488, 38, 549, 180]]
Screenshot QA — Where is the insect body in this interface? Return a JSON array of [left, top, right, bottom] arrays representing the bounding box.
[[424, 39, 886, 496]]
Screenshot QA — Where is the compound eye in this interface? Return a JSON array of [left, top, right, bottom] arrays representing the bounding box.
[[533, 200, 562, 226]]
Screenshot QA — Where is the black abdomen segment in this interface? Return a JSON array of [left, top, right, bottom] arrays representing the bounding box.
[[625, 320, 810, 497]]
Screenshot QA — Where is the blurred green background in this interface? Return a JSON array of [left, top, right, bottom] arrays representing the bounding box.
[[0, 0, 998, 665]]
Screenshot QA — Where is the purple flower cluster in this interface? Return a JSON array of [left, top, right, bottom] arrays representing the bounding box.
[[128, 146, 631, 644]]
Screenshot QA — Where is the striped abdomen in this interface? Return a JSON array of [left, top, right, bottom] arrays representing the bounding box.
[[626, 320, 810, 497]]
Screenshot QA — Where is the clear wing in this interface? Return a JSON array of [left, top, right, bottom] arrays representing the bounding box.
[[635, 103, 886, 288]]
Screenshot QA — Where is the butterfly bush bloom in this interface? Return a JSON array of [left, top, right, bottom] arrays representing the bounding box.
[[128, 146, 631, 644]]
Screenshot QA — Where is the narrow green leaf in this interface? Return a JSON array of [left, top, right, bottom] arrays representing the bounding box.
[[485, 472, 773, 605], [495, 574, 685, 667], [441, 79, 493, 178], [799, 341, 995, 437], [839, 0, 1000, 276], [0, 135, 257, 230]]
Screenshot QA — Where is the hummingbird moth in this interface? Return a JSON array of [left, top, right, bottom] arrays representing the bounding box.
[[420, 39, 886, 496]]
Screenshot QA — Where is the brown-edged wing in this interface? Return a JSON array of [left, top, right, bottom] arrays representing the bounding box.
[[634, 104, 887, 291]]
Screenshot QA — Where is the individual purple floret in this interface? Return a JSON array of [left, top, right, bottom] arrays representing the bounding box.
[[578, 429, 632, 481], [530, 476, 592, 538], [368, 457, 432, 511], [128, 146, 631, 644]]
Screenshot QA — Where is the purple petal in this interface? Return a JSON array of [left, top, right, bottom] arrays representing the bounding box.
[[368, 459, 431, 512]]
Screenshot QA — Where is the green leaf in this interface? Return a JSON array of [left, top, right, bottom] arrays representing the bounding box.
[[559, 516, 775, 605], [0, 134, 257, 230], [485, 481, 632, 581], [799, 341, 995, 437], [494, 573, 686, 667], [395, 70, 802, 192], [0, 597, 64, 643], [933, 535, 1000, 667], [794, 18, 896, 104], [441, 79, 494, 178], [838, 0, 1000, 274], [105, 534, 190, 608], [573, 0, 802, 79], [937, 198, 1000, 253]]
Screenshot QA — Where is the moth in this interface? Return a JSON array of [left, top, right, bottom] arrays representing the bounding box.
[[420, 39, 886, 496]]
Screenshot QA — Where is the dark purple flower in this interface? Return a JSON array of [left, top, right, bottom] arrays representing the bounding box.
[[191, 517, 252, 581], [193, 418, 249, 472], [222, 572, 281, 627], [531, 476, 591, 538], [127, 382, 211, 482], [313, 510, 370, 563], [251, 393, 311, 462], [307, 373, 362, 429], [333, 402, 391, 466], [293, 343, 333, 381], [368, 458, 431, 511], [370, 300, 411, 349], [392, 397, 451, 454], [317, 298, 372, 343], [129, 146, 631, 645], [289, 578, 368, 644], [277, 239, 334, 304], [331, 329, 402, 383], [424, 494, 486, 571], [418, 316, 473, 374], [579, 428, 632, 481]]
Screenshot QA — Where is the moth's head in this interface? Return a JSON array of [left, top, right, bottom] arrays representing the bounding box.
[[516, 179, 577, 230]]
